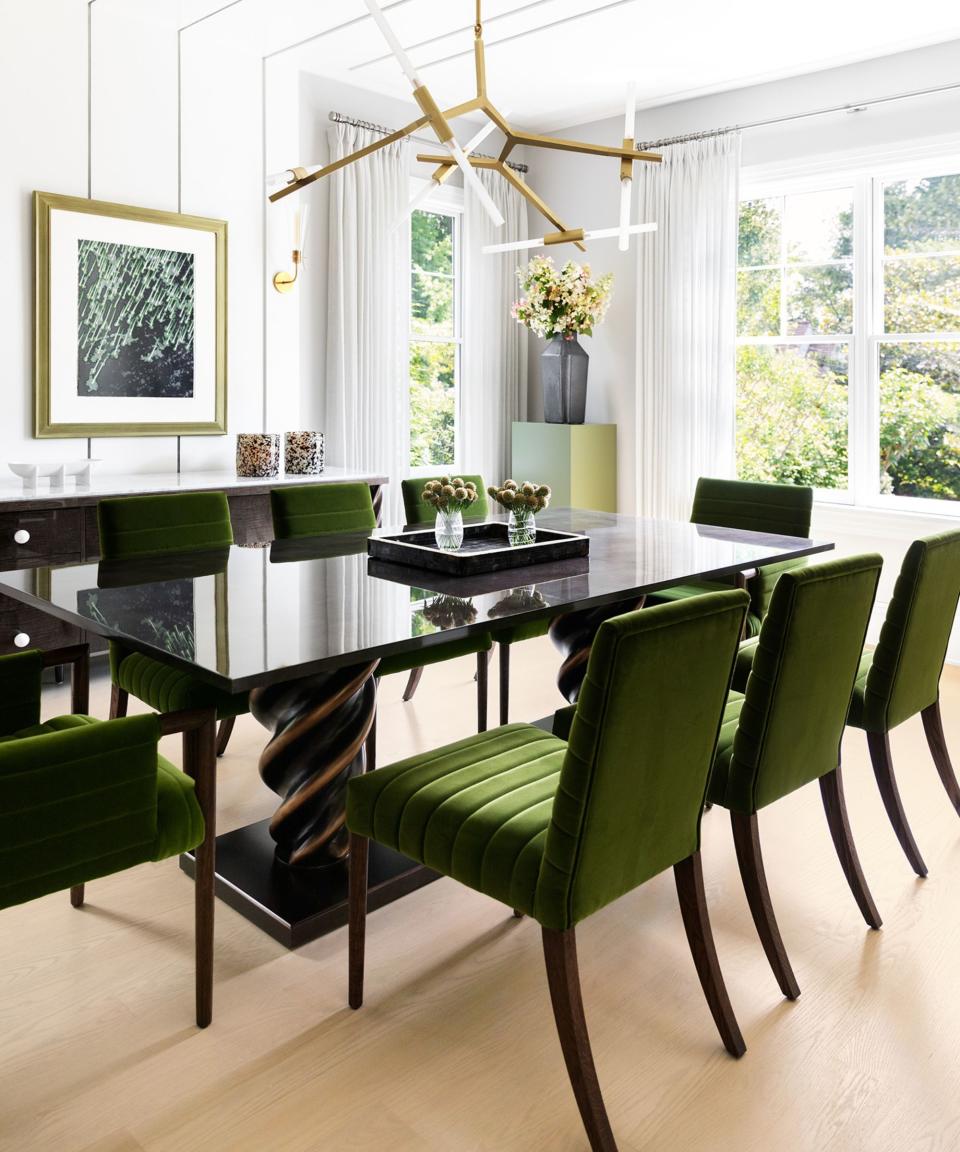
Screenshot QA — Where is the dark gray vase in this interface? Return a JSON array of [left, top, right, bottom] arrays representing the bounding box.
[[541, 335, 588, 424]]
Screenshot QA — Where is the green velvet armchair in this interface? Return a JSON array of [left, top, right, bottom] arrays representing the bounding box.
[[401, 474, 551, 725], [270, 483, 493, 745], [712, 553, 884, 1001], [845, 531, 960, 877], [346, 591, 751, 1152], [0, 646, 216, 1026], [648, 477, 814, 637], [98, 491, 248, 758]]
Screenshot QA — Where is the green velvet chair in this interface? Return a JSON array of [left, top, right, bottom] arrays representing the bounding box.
[[0, 648, 215, 1026], [401, 474, 551, 724], [99, 491, 248, 757], [711, 553, 884, 1001], [270, 483, 492, 741], [347, 590, 751, 1152], [648, 477, 814, 638], [844, 531, 960, 878]]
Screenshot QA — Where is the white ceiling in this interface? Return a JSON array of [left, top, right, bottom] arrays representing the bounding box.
[[282, 0, 960, 131]]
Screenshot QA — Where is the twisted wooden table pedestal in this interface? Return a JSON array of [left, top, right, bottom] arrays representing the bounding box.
[[249, 659, 379, 868], [549, 596, 646, 704]]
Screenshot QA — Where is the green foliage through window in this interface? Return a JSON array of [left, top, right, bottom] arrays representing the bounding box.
[[736, 172, 960, 502], [409, 209, 458, 468]]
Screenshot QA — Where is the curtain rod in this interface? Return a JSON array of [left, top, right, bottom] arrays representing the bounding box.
[[635, 77, 960, 150], [328, 109, 530, 173]]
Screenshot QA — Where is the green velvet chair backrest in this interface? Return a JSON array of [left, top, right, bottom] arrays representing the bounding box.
[[0, 703, 165, 911], [860, 530, 960, 732], [401, 476, 489, 525], [726, 553, 882, 814], [533, 590, 750, 932], [692, 477, 814, 622], [0, 650, 43, 737], [98, 492, 234, 560], [270, 482, 377, 540]]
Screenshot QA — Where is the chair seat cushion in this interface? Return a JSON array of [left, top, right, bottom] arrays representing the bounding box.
[[154, 755, 205, 860], [494, 617, 551, 645], [647, 583, 762, 638], [845, 651, 874, 731], [377, 632, 493, 677], [731, 637, 760, 692], [347, 724, 566, 915], [115, 650, 249, 719], [706, 691, 746, 809]]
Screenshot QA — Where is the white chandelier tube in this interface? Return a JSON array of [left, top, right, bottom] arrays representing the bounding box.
[[618, 180, 632, 252], [364, 0, 504, 228], [482, 222, 657, 255], [619, 82, 637, 251]]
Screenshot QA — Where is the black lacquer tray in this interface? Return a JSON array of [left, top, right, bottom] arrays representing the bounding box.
[[368, 522, 589, 576]]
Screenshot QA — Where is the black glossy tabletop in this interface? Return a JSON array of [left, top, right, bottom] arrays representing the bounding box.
[[0, 509, 833, 692]]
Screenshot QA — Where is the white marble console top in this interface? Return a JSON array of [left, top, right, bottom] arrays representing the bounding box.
[[0, 468, 389, 509]]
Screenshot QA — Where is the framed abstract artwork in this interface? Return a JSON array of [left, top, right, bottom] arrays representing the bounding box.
[[34, 191, 227, 437]]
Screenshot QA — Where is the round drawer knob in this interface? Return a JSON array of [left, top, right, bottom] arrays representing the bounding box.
[[13, 529, 30, 545], [13, 633, 30, 648]]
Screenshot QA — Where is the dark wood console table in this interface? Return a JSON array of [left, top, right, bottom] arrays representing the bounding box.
[[0, 468, 386, 656]]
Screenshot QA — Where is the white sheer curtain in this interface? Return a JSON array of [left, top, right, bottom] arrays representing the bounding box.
[[635, 133, 741, 520], [462, 167, 528, 486], [326, 124, 408, 525]]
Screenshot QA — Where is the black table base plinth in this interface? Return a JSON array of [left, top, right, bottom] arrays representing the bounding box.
[[180, 818, 438, 949]]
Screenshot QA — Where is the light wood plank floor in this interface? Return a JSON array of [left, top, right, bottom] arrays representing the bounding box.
[[2, 644, 960, 1152]]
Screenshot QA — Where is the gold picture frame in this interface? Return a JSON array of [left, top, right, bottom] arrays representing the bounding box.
[[34, 190, 227, 438]]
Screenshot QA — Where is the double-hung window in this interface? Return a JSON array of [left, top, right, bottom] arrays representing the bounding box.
[[408, 185, 463, 472], [736, 158, 960, 509]]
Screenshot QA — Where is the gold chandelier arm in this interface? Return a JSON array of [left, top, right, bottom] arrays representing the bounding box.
[[510, 128, 661, 164], [269, 115, 429, 203], [496, 164, 588, 252]]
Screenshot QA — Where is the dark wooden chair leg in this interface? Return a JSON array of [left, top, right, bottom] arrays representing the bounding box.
[[922, 701, 960, 817], [820, 765, 883, 929], [109, 684, 129, 719], [867, 730, 927, 877], [673, 852, 746, 1058], [70, 884, 85, 907], [401, 666, 424, 702], [183, 712, 217, 1028], [730, 810, 801, 1000], [349, 832, 369, 1010], [477, 650, 488, 733], [499, 641, 510, 726], [541, 927, 617, 1152], [215, 716, 235, 758], [54, 664, 64, 685]]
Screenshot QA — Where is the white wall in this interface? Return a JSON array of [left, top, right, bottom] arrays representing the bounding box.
[[2, 0, 90, 468]]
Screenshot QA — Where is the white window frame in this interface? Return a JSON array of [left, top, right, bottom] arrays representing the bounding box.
[[407, 178, 464, 477], [740, 146, 960, 516]]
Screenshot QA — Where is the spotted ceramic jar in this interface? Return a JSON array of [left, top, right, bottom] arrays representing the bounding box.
[[284, 431, 324, 475], [236, 433, 281, 478]]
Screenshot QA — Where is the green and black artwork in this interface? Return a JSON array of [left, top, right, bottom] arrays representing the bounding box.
[[77, 239, 195, 399]]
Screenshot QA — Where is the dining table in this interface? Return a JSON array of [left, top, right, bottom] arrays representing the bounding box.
[[0, 507, 833, 947]]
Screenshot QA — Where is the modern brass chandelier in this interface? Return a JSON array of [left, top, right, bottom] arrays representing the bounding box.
[[269, 0, 661, 254]]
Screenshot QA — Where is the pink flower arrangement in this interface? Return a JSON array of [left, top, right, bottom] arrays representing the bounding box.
[[510, 256, 613, 339]]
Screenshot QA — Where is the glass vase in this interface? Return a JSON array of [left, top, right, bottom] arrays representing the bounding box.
[[508, 507, 536, 547], [434, 508, 464, 550]]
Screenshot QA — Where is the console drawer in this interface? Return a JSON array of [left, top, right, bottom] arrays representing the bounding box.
[[0, 595, 83, 655], [0, 509, 83, 566]]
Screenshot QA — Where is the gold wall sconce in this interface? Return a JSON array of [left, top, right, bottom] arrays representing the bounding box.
[[273, 199, 308, 294]]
